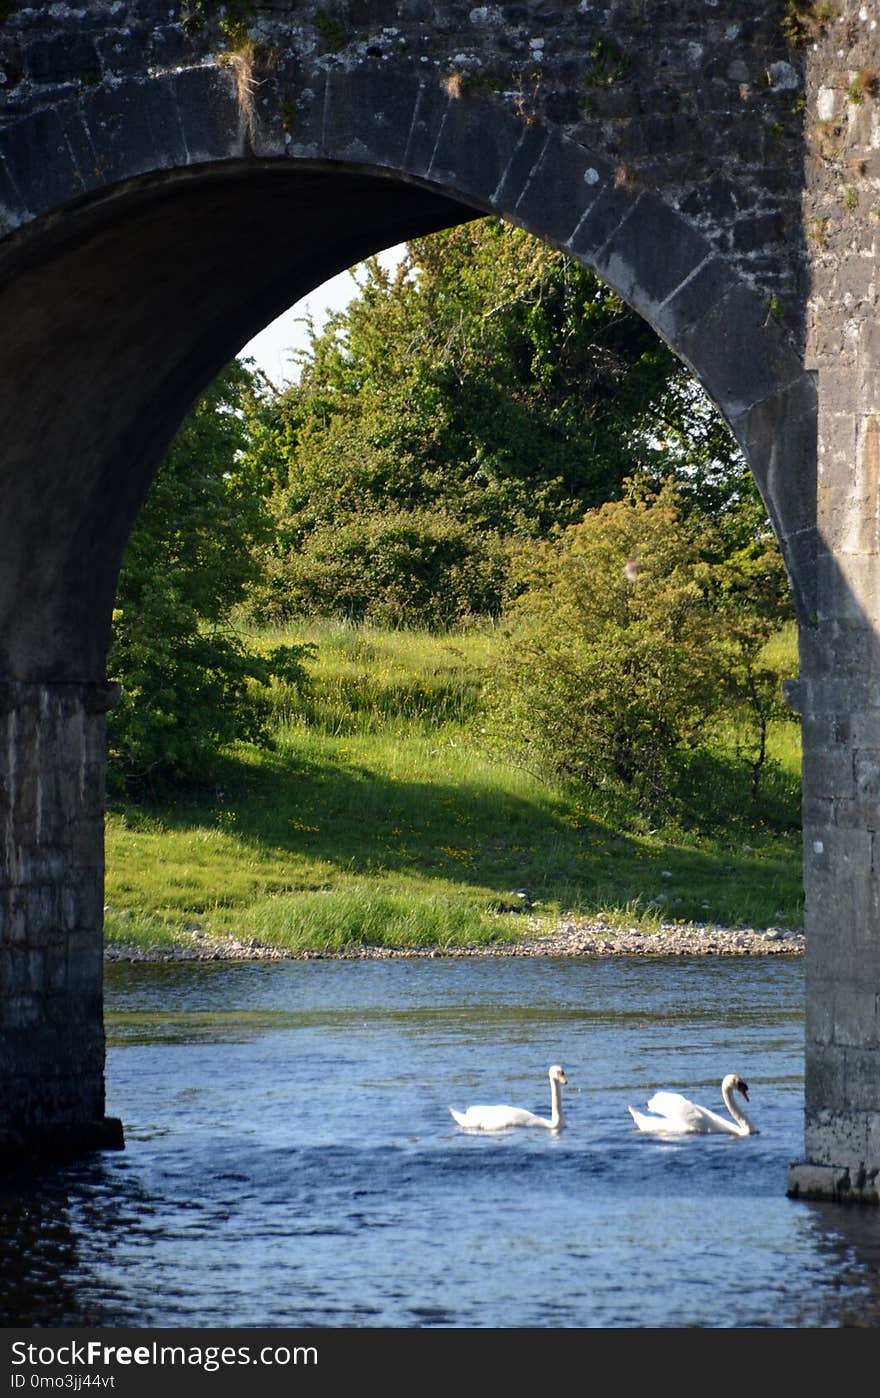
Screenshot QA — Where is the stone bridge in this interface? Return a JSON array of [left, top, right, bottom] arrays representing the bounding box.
[[0, 0, 878, 1201]]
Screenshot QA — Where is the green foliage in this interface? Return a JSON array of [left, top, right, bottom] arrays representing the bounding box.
[[315, 11, 349, 50], [181, 1, 254, 36], [250, 508, 511, 629], [846, 70, 878, 105], [246, 219, 689, 624], [486, 479, 796, 821], [104, 618, 803, 953], [108, 361, 311, 792], [781, 1, 838, 46], [584, 38, 630, 87]]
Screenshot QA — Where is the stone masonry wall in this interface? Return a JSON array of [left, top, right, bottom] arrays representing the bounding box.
[[790, 3, 880, 1188], [0, 1, 809, 312], [3, 1, 880, 1192], [0, 681, 121, 1153]]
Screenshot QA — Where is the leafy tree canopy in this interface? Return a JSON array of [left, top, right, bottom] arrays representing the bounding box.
[[245, 217, 769, 626], [108, 359, 309, 791]]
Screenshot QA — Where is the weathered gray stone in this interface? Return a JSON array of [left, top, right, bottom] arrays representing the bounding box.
[[0, 0, 876, 1197]]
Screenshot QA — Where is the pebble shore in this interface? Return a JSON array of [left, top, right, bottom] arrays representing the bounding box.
[[104, 918, 805, 963]]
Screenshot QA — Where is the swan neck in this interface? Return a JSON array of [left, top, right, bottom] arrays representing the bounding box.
[[550, 1076, 564, 1127], [722, 1081, 753, 1135]]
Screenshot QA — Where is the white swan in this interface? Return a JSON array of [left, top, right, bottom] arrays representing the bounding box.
[[449, 1064, 568, 1132], [627, 1073, 757, 1137]]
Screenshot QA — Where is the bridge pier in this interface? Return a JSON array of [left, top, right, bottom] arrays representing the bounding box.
[[0, 680, 123, 1159], [786, 399, 880, 1204], [787, 664, 880, 1203]]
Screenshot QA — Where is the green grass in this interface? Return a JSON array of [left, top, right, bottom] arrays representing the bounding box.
[[104, 619, 804, 953]]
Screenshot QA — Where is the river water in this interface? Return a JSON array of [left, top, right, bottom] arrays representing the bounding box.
[[2, 953, 880, 1330]]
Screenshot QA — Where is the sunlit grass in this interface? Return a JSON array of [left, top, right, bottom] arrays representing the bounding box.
[[105, 619, 804, 952]]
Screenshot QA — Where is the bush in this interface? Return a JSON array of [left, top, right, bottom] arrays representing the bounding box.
[[249, 509, 512, 629], [486, 479, 796, 817]]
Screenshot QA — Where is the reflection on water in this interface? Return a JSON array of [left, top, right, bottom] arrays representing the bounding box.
[[1, 955, 878, 1328]]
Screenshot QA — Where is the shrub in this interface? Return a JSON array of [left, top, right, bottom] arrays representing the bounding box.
[[486, 479, 796, 817], [249, 509, 511, 629]]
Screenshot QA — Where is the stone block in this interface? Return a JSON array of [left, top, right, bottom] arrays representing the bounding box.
[[804, 976, 835, 1045], [731, 210, 786, 253], [25, 34, 101, 86], [0, 891, 29, 945], [830, 794, 880, 830], [672, 280, 808, 421], [829, 619, 880, 679], [787, 1162, 852, 1199], [594, 190, 714, 321], [779, 526, 818, 623], [45, 947, 68, 995], [805, 1042, 846, 1106], [853, 749, 880, 799], [143, 25, 191, 73], [834, 989, 880, 1049], [819, 365, 863, 418], [814, 551, 880, 625], [400, 74, 457, 177], [0, 107, 92, 220], [0, 949, 29, 997], [488, 119, 555, 213], [805, 1109, 868, 1170], [130, 70, 196, 170], [427, 96, 518, 213], [731, 373, 817, 543], [318, 63, 423, 170], [805, 672, 880, 714], [799, 705, 852, 752], [801, 750, 851, 809], [155, 65, 242, 168], [512, 134, 611, 247], [802, 821, 873, 871], [844, 1048, 880, 1107], [565, 178, 640, 273], [65, 934, 103, 993], [2, 994, 41, 1031], [850, 709, 880, 746]]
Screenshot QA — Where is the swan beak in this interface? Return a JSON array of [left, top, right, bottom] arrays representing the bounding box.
[[559, 1072, 568, 1084], [738, 1081, 749, 1101]]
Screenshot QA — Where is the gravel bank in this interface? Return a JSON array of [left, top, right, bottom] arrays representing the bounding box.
[[104, 918, 805, 963]]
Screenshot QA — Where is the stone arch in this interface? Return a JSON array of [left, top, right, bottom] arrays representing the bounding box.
[[0, 61, 817, 688], [0, 54, 821, 1162]]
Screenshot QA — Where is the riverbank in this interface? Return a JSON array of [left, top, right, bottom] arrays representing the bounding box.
[[105, 620, 805, 962], [104, 917, 805, 962]]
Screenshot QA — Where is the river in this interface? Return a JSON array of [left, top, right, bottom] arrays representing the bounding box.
[[2, 953, 880, 1329]]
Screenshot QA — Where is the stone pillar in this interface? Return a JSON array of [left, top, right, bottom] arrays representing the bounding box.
[[787, 623, 880, 1202], [786, 354, 880, 1203], [786, 9, 880, 1204], [0, 680, 123, 1157]]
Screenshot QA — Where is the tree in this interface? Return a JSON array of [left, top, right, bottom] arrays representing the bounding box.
[[108, 359, 308, 790], [245, 218, 706, 624]]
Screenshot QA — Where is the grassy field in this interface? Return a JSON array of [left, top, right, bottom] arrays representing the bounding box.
[[104, 619, 804, 953]]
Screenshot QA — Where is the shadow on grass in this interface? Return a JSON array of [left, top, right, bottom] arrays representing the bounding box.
[[109, 743, 804, 927]]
